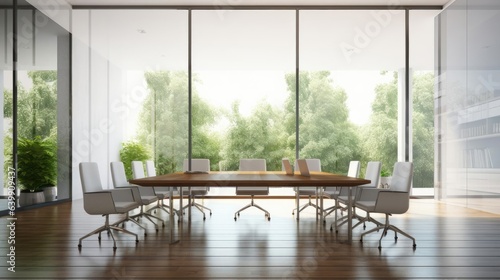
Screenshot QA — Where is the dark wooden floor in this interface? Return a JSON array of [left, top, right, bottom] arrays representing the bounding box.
[[1, 197, 500, 279]]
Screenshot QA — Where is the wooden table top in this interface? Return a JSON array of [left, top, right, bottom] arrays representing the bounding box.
[[129, 171, 370, 187]]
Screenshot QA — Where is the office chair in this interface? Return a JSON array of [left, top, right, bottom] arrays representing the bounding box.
[[234, 159, 270, 221], [292, 158, 322, 220], [322, 160, 360, 223], [78, 162, 139, 250], [110, 161, 164, 231], [182, 159, 212, 220], [357, 162, 416, 249]]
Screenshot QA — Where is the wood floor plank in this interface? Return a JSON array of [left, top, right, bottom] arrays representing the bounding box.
[[1, 199, 500, 279]]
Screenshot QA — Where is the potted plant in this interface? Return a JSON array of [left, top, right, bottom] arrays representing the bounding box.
[[17, 136, 57, 206], [119, 141, 150, 180], [379, 169, 392, 188]]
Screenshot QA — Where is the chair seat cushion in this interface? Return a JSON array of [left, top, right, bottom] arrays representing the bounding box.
[[323, 189, 340, 198], [141, 195, 158, 205], [115, 201, 138, 213], [355, 200, 376, 212], [236, 186, 268, 196]]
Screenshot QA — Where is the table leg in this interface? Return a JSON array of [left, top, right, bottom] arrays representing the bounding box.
[[179, 186, 183, 222], [347, 186, 353, 243], [188, 186, 192, 220], [319, 187, 324, 223], [169, 186, 179, 244], [296, 188, 300, 221]]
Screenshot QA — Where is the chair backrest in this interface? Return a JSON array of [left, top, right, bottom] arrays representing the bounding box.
[[183, 159, 210, 172], [364, 161, 381, 188], [110, 161, 131, 188], [389, 162, 414, 192], [294, 158, 321, 172], [347, 161, 361, 177], [79, 162, 104, 193], [145, 160, 156, 177], [239, 159, 266, 171], [131, 161, 146, 179]]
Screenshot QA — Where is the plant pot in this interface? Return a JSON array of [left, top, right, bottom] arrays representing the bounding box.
[[43, 186, 57, 201], [19, 191, 46, 207], [380, 176, 392, 188]]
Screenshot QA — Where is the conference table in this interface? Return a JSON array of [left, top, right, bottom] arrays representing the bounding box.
[[129, 171, 370, 244]]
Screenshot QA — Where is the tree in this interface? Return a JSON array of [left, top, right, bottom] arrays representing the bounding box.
[[17, 71, 58, 139], [412, 72, 435, 188], [221, 101, 289, 171], [284, 71, 361, 174], [137, 71, 221, 173], [361, 72, 398, 175], [362, 71, 434, 188]]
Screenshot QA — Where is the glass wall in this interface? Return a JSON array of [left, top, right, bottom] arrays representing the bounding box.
[[437, 0, 500, 214], [0, 1, 70, 213], [300, 10, 404, 178], [1, 2, 13, 212], [70, 8, 439, 198]]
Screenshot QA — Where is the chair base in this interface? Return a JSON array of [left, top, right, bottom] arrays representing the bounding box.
[[78, 214, 139, 250], [360, 213, 416, 249], [234, 196, 270, 221], [130, 206, 165, 231], [293, 195, 321, 220], [182, 197, 212, 220]]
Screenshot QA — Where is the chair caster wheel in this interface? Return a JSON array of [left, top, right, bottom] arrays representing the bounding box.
[[136, 239, 139, 243], [113, 247, 117, 251], [144, 232, 147, 236], [78, 244, 82, 248], [210, 212, 212, 216], [203, 216, 206, 221], [268, 217, 271, 221], [234, 217, 237, 221]]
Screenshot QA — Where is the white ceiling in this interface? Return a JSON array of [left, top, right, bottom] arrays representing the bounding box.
[[64, 0, 450, 7]]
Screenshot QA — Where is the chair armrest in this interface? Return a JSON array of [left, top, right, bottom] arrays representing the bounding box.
[[109, 188, 136, 202], [83, 191, 116, 215], [357, 188, 385, 202], [374, 191, 409, 214]]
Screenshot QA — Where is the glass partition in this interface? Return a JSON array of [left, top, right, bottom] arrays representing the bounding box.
[[1, 3, 13, 212]]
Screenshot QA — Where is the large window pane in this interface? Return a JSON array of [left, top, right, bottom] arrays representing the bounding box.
[[300, 10, 404, 179], [192, 10, 295, 194], [410, 10, 439, 193], [72, 10, 188, 187]]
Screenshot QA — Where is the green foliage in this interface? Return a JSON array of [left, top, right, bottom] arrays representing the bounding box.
[[155, 153, 177, 175], [380, 169, 391, 177], [17, 71, 58, 139], [17, 136, 57, 192], [285, 71, 361, 174], [119, 141, 150, 180], [221, 101, 289, 171], [137, 71, 222, 171]]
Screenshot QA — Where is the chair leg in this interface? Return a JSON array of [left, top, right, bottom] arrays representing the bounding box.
[[292, 195, 321, 215], [182, 196, 212, 220], [78, 215, 139, 250], [130, 206, 165, 230], [360, 214, 416, 249], [234, 196, 270, 221]]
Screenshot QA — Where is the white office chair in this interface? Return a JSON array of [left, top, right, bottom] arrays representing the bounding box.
[[292, 158, 322, 219], [332, 161, 382, 231], [110, 161, 164, 231], [357, 162, 416, 249], [182, 159, 212, 220], [78, 162, 139, 250], [144, 160, 179, 217], [234, 159, 270, 221], [322, 160, 360, 223]]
